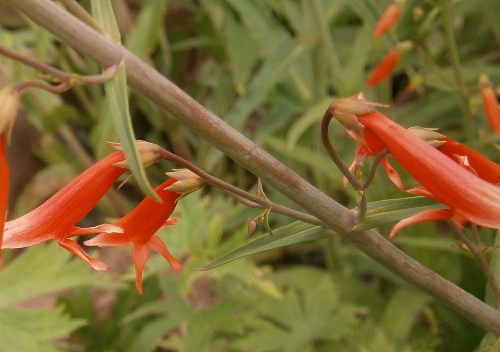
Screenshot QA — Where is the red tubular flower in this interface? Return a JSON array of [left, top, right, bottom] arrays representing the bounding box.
[[329, 95, 500, 236], [374, 3, 402, 38], [366, 49, 401, 88], [3, 151, 128, 270], [437, 137, 500, 184], [356, 111, 500, 230], [84, 178, 183, 294], [481, 81, 500, 136], [344, 129, 404, 189], [3, 141, 163, 270], [0, 86, 20, 269]]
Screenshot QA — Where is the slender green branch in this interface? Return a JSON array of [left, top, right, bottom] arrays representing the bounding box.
[[9, 0, 500, 334], [159, 148, 325, 227], [450, 222, 500, 309], [441, 0, 475, 144], [0, 44, 72, 81]]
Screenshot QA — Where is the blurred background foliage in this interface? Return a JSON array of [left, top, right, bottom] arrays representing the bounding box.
[[1, 0, 500, 350]]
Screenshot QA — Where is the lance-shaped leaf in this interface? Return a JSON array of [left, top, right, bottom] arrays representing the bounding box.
[[353, 196, 446, 231], [91, 0, 157, 199], [200, 221, 327, 270]]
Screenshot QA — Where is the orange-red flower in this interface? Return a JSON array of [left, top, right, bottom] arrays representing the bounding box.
[[344, 129, 403, 189], [358, 112, 500, 230], [481, 80, 500, 136], [2, 141, 163, 270], [0, 86, 20, 269], [329, 95, 500, 236], [85, 178, 183, 294], [366, 49, 401, 88], [436, 137, 500, 184], [374, 3, 402, 38]]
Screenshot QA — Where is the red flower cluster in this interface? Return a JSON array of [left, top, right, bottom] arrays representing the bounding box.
[[330, 94, 500, 236], [0, 87, 204, 292]]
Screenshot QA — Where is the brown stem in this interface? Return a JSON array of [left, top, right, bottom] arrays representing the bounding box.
[[321, 110, 363, 191], [362, 148, 389, 189], [158, 148, 324, 227]]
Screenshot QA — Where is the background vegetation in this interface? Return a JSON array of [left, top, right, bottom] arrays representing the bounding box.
[[1, 0, 500, 351]]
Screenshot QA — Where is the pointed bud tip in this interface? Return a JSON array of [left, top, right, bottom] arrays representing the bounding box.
[[109, 140, 164, 168], [164, 169, 206, 194], [407, 126, 446, 147], [0, 87, 20, 143], [329, 94, 389, 131]]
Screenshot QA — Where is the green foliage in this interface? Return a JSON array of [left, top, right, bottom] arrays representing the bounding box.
[[2, 0, 500, 350], [0, 244, 117, 351]]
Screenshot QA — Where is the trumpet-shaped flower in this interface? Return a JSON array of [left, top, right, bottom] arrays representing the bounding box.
[[359, 112, 500, 230], [85, 178, 183, 294], [436, 137, 500, 184], [344, 129, 404, 189], [329, 95, 500, 236], [3, 141, 163, 270]]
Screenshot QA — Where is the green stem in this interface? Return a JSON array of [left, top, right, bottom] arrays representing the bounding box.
[[441, 0, 475, 144]]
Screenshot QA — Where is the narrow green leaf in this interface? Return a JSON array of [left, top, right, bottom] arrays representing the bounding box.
[[91, 0, 157, 199], [90, 0, 120, 41], [286, 96, 334, 150], [353, 196, 446, 231], [125, 0, 168, 57], [206, 37, 309, 169], [199, 221, 328, 270]]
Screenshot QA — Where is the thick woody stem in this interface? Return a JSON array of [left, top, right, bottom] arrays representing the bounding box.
[[7, 0, 500, 334]]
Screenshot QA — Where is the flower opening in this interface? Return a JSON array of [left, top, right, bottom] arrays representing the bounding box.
[[84, 178, 183, 294]]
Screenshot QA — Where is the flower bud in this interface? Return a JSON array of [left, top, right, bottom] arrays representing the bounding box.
[[247, 219, 257, 236], [0, 87, 20, 143], [109, 140, 163, 168], [329, 94, 389, 131], [407, 126, 446, 147], [374, 3, 402, 39], [164, 169, 206, 194]]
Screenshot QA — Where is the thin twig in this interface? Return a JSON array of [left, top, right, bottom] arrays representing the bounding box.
[[450, 221, 500, 309], [159, 148, 325, 227], [321, 110, 363, 190], [362, 148, 389, 189]]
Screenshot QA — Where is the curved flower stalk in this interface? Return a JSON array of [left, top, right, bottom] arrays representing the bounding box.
[[2, 141, 163, 270], [329, 95, 500, 236], [344, 129, 404, 189], [85, 171, 204, 294], [374, 2, 402, 38]]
